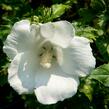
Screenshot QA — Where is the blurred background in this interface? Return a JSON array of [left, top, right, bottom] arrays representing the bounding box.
[[0, 0, 109, 109]]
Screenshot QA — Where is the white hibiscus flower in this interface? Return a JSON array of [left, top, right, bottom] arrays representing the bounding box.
[[3, 20, 96, 105]]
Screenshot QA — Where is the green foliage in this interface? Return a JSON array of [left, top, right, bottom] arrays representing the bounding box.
[[51, 4, 70, 19], [79, 79, 94, 101], [96, 36, 109, 61], [90, 0, 106, 12], [79, 8, 95, 24], [89, 64, 109, 87], [32, 4, 70, 23], [73, 22, 104, 42]]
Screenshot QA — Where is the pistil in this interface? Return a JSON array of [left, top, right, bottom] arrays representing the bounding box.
[[39, 46, 54, 69]]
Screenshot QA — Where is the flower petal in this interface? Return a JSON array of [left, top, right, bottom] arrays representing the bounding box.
[[59, 36, 96, 77], [8, 51, 38, 94], [3, 20, 34, 60], [30, 24, 40, 42], [40, 21, 75, 48], [34, 64, 79, 105]]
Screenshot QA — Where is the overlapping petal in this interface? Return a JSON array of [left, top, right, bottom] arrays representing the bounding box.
[[3, 20, 36, 60], [40, 21, 75, 48], [8, 51, 38, 94], [59, 36, 96, 77], [8, 50, 79, 104], [34, 65, 79, 104]]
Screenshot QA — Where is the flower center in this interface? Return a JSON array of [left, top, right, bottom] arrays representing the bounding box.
[[39, 43, 56, 69]]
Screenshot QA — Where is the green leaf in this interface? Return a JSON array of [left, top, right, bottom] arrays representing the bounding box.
[[51, 4, 70, 19], [96, 36, 109, 61], [73, 22, 100, 41], [1, 3, 12, 11], [79, 8, 95, 24], [91, 0, 105, 11], [79, 79, 93, 101], [89, 64, 109, 87]]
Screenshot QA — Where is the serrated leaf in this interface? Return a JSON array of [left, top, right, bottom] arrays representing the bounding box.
[[89, 64, 109, 87], [74, 23, 98, 41]]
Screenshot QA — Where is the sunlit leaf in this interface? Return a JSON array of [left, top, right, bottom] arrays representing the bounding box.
[[1, 4, 12, 11], [73, 22, 101, 41], [51, 4, 70, 19], [79, 79, 93, 101]]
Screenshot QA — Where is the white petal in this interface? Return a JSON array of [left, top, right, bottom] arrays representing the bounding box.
[[3, 46, 17, 60], [30, 24, 40, 42], [40, 21, 75, 48], [34, 64, 79, 105], [3, 20, 34, 60], [8, 51, 38, 94], [59, 36, 96, 77], [55, 47, 63, 65]]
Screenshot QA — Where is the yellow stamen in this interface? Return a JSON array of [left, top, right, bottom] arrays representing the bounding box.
[[40, 48, 53, 69]]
